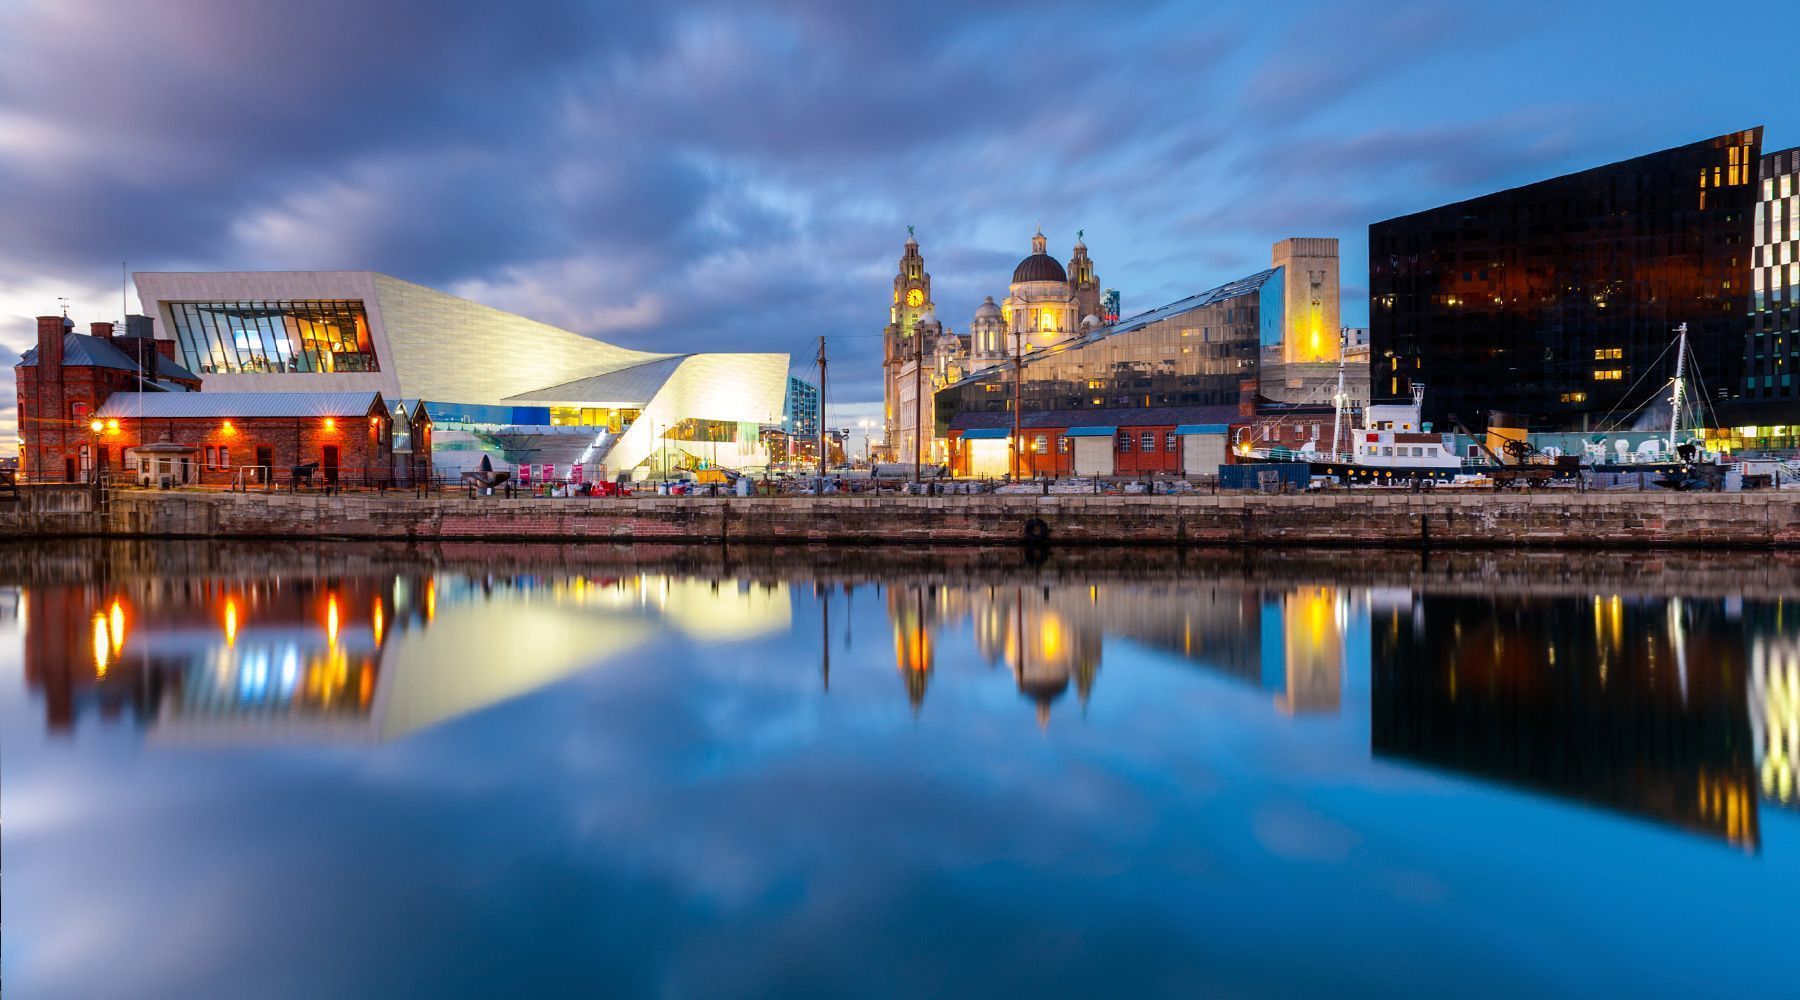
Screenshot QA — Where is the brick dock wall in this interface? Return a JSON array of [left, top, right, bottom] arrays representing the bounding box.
[[5, 488, 1798, 548]]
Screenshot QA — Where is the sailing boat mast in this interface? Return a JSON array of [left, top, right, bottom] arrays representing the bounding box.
[[1330, 361, 1347, 459], [1667, 322, 1688, 451]]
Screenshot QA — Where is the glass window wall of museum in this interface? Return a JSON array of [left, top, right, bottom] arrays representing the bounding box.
[[167, 301, 379, 375]]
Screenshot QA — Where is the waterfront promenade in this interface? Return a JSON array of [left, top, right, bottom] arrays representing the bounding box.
[[4, 484, 1800, 548]]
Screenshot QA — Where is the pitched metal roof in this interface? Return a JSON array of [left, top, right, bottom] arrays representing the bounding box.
[[95, 391, 385, 419], [501, 355, 688, 404]]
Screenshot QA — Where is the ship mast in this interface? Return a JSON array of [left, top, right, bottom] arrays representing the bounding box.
[[1667, 323, 1688, 451], [1330, 361, 1347, 459]]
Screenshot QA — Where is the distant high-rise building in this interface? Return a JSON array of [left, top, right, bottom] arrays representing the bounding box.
[[784, 375, 820, 438], [1370, 128, 1762, 430]]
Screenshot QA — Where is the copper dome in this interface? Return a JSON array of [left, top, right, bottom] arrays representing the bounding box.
[[1011, 253, 1067, 284]]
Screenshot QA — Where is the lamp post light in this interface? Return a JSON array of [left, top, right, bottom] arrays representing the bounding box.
[[88, 418, 104, 484], [1010, 329, 1033, 481]]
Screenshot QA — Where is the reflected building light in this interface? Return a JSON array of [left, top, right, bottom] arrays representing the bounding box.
[[425, 579, 436, 622], [326, 593, 340, 646], [108, 599, 125, 655], [224, 597, 239, 646], [372, 598, 384, 647], [91, 612, 109, 678]]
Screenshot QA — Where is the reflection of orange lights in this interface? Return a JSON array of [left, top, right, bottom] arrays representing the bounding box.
[[91, 613, 110, 677], [223, 597, 239, 646], [372, 598, 384, 646], [425, 579, 436, 621], [108, 599, 125, 654], [326, 593, 340, 645], [1039, 615, 1064, 660], [359, 663, 373, 706]]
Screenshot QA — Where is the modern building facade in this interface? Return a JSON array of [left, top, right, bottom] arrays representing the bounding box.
[[1750, 145, 1800, 400], [131, 272, 791, 478], [783, 375, 820, 439], [1369, 128, 1763, 430]]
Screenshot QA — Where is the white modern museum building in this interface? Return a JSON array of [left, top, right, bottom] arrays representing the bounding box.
[[131, 271, 792, 479]]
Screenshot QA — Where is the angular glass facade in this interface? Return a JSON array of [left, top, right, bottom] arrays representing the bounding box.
[[934, 270, 1274, 425], [167, 300, 379, 375], [1370, 129, 1760, 429]]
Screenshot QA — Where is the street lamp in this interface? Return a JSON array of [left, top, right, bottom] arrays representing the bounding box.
[[1010, 328, 1034, 480]]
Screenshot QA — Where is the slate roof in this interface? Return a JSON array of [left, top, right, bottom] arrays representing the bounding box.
[[949, 404, 1242, 432], [16, 333, 202, 382], [95, 391, 386, 419]]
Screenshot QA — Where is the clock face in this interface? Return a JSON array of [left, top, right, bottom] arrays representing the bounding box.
[[906, 288, 924, 308]]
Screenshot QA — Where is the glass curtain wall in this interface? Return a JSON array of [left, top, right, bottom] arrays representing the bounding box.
[[166, 301, 379, 375]]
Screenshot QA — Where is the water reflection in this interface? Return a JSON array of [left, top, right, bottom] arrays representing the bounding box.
[[20, 571, 790, 745], [10, 547, 1800, 853]]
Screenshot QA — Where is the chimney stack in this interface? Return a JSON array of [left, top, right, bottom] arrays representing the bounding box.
[[36, 316, 64, 377], [90, 321, 114, 341]]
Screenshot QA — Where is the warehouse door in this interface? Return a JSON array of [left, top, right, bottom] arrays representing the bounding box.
[[1072, 437, 1113, 477], [1182, 434, 1225, 476]]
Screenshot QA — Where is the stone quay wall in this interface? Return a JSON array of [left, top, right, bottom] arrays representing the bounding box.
[[5, 488, 1800, 548]]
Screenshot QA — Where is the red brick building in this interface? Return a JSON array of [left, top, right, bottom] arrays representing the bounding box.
[[93, 391, 427, 487], [16, 314, 202, 481]]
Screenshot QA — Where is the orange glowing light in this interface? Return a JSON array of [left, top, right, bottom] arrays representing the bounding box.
[[323, 417, 336, 431], [105, 418, 120, 433], [326, 593, 340, 645], [108, 599, 125, 654], [372, 598, 384, 646], [223, 597, 239, 646], [221, 420, 236, 435], [91, 613, 109, 677], [88, 419, 104, 434]]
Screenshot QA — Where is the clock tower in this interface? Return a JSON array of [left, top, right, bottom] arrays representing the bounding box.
[[882, 229, 942, 461]]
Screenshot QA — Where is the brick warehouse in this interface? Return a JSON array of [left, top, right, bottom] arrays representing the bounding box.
[[17, 314, 202, 481], [18, 312, 430, 486], [91, 392, 431, 487]]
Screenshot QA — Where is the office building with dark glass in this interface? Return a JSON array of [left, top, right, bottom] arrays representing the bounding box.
[[1370, 128, 1761, 430]]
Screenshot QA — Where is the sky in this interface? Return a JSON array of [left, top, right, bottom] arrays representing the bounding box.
[[2, 0, 1798, 449]]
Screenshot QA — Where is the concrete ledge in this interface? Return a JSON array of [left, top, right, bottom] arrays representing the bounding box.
[[3, 487, 1796, 548]]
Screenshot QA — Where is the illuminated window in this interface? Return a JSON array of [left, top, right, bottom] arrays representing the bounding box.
[[1034, 434, 1048, 454], [1057, 436, 1069, 454], [166, 300, 378, 375], [1593, 370, 1624, 381], [1593, 347, 1622, 360], [1560, 391, 1589, 403]]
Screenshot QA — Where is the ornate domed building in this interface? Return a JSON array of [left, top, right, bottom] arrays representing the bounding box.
[[1000, 229, 1083, 353], [879, 227, 1107, 465]]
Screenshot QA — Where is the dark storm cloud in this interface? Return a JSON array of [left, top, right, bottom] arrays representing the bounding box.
[[2, 0, 1794, 407]]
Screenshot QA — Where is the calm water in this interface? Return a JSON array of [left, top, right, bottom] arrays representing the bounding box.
[[4, 542, 1799, 998]]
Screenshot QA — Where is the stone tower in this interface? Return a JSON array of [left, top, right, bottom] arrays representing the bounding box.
[[1067, 235, 1102, 323], [882, 231, 941, 461]]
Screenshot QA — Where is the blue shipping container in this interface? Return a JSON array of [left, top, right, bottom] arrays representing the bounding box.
[[1217, 462, 1311, 491]]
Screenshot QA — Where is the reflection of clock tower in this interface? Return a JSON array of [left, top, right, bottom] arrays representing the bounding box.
[[882, 230, 939, 460]]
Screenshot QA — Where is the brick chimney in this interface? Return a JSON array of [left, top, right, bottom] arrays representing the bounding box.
[[1237, 377, 1258, 418], [36, 316, 64, 377], [90, 321, 114, 341]]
